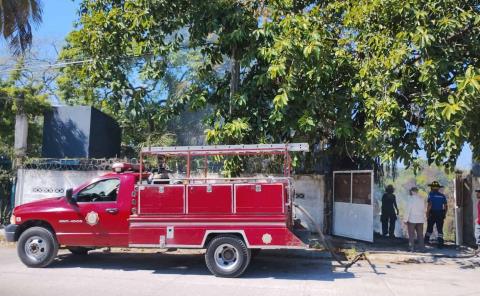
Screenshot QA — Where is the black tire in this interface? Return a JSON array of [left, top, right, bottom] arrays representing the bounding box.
[[205, 235, 251, 278], [67, 247, 90, 255], [17, 226, 58, 268]]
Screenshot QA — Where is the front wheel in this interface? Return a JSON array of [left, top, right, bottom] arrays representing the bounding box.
[[205, 235, 251, 278], [17, 227, 58, 268]]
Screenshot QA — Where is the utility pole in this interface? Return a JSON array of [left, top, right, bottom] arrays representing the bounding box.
[[14, 93, 28, 168]]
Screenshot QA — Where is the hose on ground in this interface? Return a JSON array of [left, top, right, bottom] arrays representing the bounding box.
[[293, 203, 479, 267], [294, 203, 364, 270]]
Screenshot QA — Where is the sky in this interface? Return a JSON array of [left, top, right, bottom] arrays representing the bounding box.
[[1, 1, 76, 55], [35, 1, 78, 40], [0, 0, 474, 170]]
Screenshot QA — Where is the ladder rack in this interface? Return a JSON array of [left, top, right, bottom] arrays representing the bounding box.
[[141, 143, 309, 156]]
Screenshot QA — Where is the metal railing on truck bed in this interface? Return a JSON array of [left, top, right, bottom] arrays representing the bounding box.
[[136, 179, 291, 215]]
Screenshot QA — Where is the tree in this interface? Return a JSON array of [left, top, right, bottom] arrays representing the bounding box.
[[0, 58, 50, 157], [58, 42, 207, 152], [0, 58, 49, 223], [58, 0, 480, 169], [0, 0, 43, 55], [336, 0, 480, 168], [258, 0, 480, 169]]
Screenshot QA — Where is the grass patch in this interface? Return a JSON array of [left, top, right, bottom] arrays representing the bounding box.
[[344, 247, 358, 261], [0, 229, 14, 247]]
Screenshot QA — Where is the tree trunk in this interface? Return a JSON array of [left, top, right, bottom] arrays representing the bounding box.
[[229, 46, 240, 115]]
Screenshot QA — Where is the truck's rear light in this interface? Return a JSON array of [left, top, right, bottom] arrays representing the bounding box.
[[131, 207, 137, 215]]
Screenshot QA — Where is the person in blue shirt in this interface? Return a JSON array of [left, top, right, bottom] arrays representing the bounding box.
[[424, 181, 448, 247]]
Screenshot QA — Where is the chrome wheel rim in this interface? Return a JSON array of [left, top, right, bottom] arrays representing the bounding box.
[[214, 243, 240, 271], [24, 236, 48, 263]]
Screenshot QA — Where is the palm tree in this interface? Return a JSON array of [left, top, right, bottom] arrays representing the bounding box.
[[0, 1, 43, 167], [0, 0, 43, 55]]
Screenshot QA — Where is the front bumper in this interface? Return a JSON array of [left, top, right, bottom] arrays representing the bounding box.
[[4, 224, 18, 242]]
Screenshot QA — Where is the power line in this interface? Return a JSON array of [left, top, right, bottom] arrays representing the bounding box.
[[0, 55, 191, 75], [0, 59, 94, 74], [0, 44, 209, 75]]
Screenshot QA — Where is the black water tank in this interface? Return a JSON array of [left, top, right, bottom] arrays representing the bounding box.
[[42, 106, 121, 158]]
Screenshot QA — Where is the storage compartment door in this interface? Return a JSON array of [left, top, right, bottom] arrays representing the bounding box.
[[139, 185, 184, 214], [187, 184, 232, 214], [235, 183, 284, 214]]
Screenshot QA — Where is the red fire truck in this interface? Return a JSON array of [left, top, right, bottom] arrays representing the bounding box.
[[4, 143, 310, 277]]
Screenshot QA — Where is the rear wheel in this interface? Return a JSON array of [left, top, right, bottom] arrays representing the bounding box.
[[205, 235, 251, 277], [67, 247, 91, 255], [17, 227, 58, 268]]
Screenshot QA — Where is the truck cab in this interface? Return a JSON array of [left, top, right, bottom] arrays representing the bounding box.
[[5, 143, 309, 277]]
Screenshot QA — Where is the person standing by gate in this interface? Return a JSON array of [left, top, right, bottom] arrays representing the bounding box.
[[404, 187, 425, 252], [381, 185, 399, 238], [424, 181, 448, 247]]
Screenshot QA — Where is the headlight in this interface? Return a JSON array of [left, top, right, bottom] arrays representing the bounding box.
[[10, 214, 16, 225]]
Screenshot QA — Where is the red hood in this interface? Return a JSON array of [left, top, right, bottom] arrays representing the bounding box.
[[14, 196, 66, 214]]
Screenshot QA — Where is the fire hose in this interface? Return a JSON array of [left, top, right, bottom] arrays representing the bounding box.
[[294, 203, 368, 271], [294, 203, 479, 270]]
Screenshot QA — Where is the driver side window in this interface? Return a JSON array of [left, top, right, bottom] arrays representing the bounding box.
[[77, 178, 120, 203]]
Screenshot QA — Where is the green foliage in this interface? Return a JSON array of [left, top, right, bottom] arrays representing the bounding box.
[[0, 58, 48, 223], [59, 0, 480, 169], [336, 0, 480, 168], [58, 0, 271, 150], [57, 0, 212, 151], [0, 168, 13, 225], [261, 0, 480, 169], [0, 59, 50, 157]]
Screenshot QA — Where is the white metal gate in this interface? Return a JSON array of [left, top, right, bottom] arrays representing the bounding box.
[[333, 170, 374, 242]]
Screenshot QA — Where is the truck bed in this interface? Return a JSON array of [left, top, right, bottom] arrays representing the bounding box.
[[128, 181, 306, 249]]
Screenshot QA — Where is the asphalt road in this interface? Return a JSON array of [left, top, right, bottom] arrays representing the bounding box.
[[0, 246, 479, 296]]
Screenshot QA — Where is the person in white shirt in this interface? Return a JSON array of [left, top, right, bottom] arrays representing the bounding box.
[[404, 187, 425, 252]]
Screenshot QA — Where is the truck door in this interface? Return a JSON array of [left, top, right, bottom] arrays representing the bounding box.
[[62, 177, 130, 247]]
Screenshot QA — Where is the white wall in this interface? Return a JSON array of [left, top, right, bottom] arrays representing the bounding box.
[[292, 175, 325, 232], [15, 169, 108, 205]]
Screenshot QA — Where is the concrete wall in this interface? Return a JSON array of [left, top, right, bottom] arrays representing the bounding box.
[[292, 174, 325, 232], [15, 169, 108, 205]]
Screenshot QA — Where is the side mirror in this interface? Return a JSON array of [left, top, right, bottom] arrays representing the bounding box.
[[65, 188, 76, 205]]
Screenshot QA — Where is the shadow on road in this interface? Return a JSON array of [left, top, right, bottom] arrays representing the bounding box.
[[50, 250, 355, 281]]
